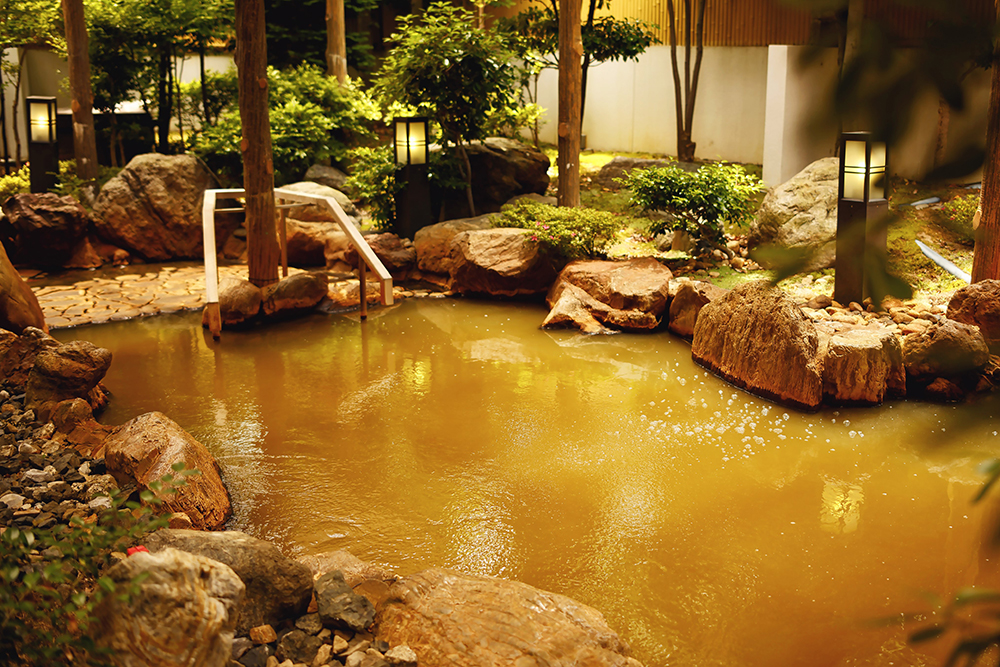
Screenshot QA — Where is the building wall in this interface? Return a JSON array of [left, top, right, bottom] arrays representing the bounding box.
[[532, 44, 769, 165]]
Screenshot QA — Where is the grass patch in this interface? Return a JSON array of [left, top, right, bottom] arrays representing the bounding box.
[[887, 207, 972, 293]]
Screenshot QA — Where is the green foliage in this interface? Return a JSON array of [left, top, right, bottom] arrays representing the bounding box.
[[264, 0, 379, 73], [0, 464, 197, 665], [53, 161, 121, 206], [178, 68, 240, 126], [495, 199, 622, 261], [498, 2, 659, 68], [938, 193, 979, 244], [344, 145, 399, 231], [622, 161, 761, 256], [372, 2, 519, 147], [0, 166, 30, 204], [189, 64, 379, 186]]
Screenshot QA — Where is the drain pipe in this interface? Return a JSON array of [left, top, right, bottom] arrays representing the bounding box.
[[915, 239, 971, 284]]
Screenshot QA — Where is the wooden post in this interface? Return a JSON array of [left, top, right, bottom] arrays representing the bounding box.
[[973, 41, 1000, 282], [61, 0, 99, 183], [235, 0, 280, 288], [326, 0, 348, 83], [358, 258, 367, 320], [205, 302, 222, 340], [278, 199, 288, 278], [557, 0, 583, 208]]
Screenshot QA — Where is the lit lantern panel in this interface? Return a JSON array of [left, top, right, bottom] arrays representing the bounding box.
[[394, 120, 427, 166], [29, 102, 53, 143], [868, 142, 886, 201], [842, 140, 867, 200]]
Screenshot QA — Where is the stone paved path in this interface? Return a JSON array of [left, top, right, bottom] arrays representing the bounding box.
[[28, 262, 448, 330]]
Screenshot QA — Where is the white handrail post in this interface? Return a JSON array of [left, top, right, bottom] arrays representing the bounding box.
[[202, 190, 222, 340]]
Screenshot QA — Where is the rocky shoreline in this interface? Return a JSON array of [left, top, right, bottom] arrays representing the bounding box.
[[0, 324, 644, 667]]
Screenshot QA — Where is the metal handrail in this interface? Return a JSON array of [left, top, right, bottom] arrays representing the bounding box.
[[201, 188, 393, 338]]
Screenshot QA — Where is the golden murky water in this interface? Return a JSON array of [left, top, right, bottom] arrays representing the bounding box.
[[57, 299, 1000, 667]]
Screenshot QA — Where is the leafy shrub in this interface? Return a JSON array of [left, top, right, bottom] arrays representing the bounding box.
[[190, 64, 380, 186], [0, 166, 30, 204], [0, 464, 196, 665], [621, 160, 761, 256], [345, 145, 400, 231], [53, 161, 121, 207], [178, 68, 241, 127], [939, 193, 978, 244], [494, 199, 622, 260]]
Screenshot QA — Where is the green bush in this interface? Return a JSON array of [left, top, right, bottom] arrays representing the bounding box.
[[494, 199, 622, 260], [621, 160, 761, 256], [189, 64, 380, 186], [939, 193, 978, 244], [53, 161, 121, 207], [0, 166, 30, 204], [0, 464, 196, 665], [344, 145, 400, 231]]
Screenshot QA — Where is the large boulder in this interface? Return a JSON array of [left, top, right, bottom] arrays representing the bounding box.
[[284, 219, 341, 267], [413, 215, 495, 276], [448, 228, 558, 296], [305, 164, 351, 194], [667, 280, 729, 338], [316, 569, 376, 633], [205, 277, 261, 328], [748, 157, 839, 271], [0, 243, 46, 334], [592, 156, 696, 191], [346, 233, 416, 275], [948, 280, 1000, 350], [142, 529, 314, 636], [543, 258, 673, 333], [25, 340, 112, 420], [691, 281, 824, 411], [817, 323, 906, 405], [436, 139, 550, 220], [103, 411, 232, 530], [902, 319, 990, 379], [0, 326, 59, 389], [92, 153, 238, 261], [278, 181, 358, 220], [377, 568, 641, 667], [261, 271, 328, 318], [1, 193, 90, 268], [93, 547, 245, 667]]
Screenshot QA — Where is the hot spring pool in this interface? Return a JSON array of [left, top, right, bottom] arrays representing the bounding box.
[[56, 297, 1000, 666]]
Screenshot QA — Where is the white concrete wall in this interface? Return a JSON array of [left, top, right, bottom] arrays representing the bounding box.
[[762, 45, 840, 186], [761, 46, 988, 186], [531, 45, 770, 165]]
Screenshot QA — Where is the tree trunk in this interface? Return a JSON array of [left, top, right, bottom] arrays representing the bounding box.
[[934, 96, 950, 169], [0, 80, 9, 174], [455, 138, 476, 217], [326, 0, 347, 82], [972, 56, 1000, 282], [578, 0, 597, 129], [200, 44, 211, 124], [235, 0, 279, 288], [666, 0, 704, 162], [557, 0, 582, 208], [12, 52, 24, 167], [157, 48, 171, 152]]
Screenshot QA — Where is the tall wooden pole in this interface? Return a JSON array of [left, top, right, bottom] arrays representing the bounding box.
[[326, 0, 348, 83], [972, 48, 1000, 282], [235, 0, 279, 287], [557, 0, 582, 208], [61, 0, 99, 183]]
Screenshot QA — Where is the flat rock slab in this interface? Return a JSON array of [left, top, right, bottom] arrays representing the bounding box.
[[377, 567, 642, 667]]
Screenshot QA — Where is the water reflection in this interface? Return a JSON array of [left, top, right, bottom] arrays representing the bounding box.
[[54, 301, 1000, 667]]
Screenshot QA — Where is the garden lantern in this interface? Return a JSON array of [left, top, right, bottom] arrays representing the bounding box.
[[393, 116, 431, 239], [835, 131, 888, 305], [26, 96, 58, 193]]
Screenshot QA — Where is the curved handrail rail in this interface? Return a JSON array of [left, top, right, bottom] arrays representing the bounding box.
[[201, 188, 393, 336]]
